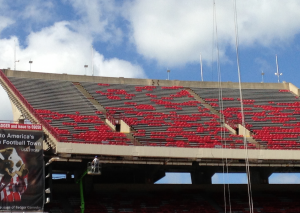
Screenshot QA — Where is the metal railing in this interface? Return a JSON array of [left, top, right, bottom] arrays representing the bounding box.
[[87, 162, 101, 175]]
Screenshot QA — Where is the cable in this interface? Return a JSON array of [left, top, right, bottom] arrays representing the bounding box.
[[213, 1, 232, 212], [211, 0, 216, 82], [232, 0, 254, 212]]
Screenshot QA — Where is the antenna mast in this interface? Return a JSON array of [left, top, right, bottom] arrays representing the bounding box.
[[14, 40, 19, 71], [29, 60, 33, 71], [14, 40, 16, 70], [261, 71, 264, 83], [200, 54, 203, 81], [275, 54, 282, 83], [91, 45, 94, 76], [84, 64, 88, 75]]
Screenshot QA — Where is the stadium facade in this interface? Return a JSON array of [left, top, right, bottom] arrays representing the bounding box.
[[1, 69, 300, 212]]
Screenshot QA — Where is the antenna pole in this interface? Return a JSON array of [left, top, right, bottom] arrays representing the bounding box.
[[261, 70, 264, 83], [14, 40, 16, 70], [91, 45, 94, 76], [200, 54, 203, 81], [29, 60, 33, 71], [84, 65, 88, 75], [275, 54, 282, 83], [14, 40, 19, 70]]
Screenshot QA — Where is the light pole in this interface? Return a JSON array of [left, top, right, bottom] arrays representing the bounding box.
[[275, 55, 282, 83], [84, 65, 88, 75], [261, 71, 264, 83], [167, 70, 170, 80], [200, 54, 203, 81], [29, 60, 33, 71]]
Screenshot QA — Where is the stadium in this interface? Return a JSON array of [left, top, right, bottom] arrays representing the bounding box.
[[1, 68, 300, 213]]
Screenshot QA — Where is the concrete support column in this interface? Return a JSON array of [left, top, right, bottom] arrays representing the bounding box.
[[249, 168, 273, 184], [144, 166, 165, 184], [66, 172, 72, 181], [191, 163, 215, 184]]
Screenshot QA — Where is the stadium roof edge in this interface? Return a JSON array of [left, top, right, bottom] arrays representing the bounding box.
[[1, 69, 293, 90]]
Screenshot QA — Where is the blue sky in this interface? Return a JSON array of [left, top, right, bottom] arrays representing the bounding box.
[[1, 0, 300, 183]]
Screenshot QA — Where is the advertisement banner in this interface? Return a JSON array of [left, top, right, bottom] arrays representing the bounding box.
[[0, 129, 44, 211]]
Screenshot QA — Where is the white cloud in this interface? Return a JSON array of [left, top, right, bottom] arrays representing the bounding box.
[[69, 0, 123, 44], [0, 21, 145, 77], [0, 16, 14, 35], [0, 20, 145, 122], [0, 89, 13, 121], [22, 2, 55, 23], [126, 0, 300, 66], [94, 53, 145, 78]]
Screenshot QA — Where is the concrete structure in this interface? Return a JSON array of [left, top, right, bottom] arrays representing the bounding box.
[[1, 69, 300, 185]]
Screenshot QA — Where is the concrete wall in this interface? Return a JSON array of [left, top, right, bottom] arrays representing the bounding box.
[[10, 99, 22, 122], [289, 83, 300, 96], [120, 120, 130, 133], [105, 119, 115, 131], [238, 124, 251, 137]]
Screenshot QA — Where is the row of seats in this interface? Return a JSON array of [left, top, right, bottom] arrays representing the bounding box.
[[7, 73, 299, 150], [82, 82, 252, 149], [192, 87, 300, 149], [7, 77, 132, 145]]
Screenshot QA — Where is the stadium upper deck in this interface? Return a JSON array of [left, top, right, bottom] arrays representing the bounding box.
[[1, 69, 300, 163]]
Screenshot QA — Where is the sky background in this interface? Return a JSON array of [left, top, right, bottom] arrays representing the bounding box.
[[1, 0, 300, 183]]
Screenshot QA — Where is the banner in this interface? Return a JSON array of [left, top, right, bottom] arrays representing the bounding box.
[[0, 123, 42, 131], [0, 129, 44, 211]]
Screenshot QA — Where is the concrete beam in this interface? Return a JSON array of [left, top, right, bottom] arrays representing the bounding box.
[[191, 163, 215, 184], [57, 142, 300, 161], [3, 69, 288, 90], [250, 168, 274, 184]]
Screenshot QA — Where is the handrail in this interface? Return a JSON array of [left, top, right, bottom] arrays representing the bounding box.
[[0, 70, 61, 142], [106, 112, 118, 125]]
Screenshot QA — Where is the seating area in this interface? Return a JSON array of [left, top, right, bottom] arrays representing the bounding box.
[[81, 82, 252, 149], [7, 77, 132, 145], [4, 72, 300, 150], [192, 88, 300, 149]]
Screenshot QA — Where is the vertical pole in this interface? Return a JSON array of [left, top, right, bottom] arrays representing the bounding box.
[[29, 60, 33, 71], [91, 45, 94, 76], [200, 54, 203, 81], [276, 54, 279, 83], [14, 40, 16, 70]]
